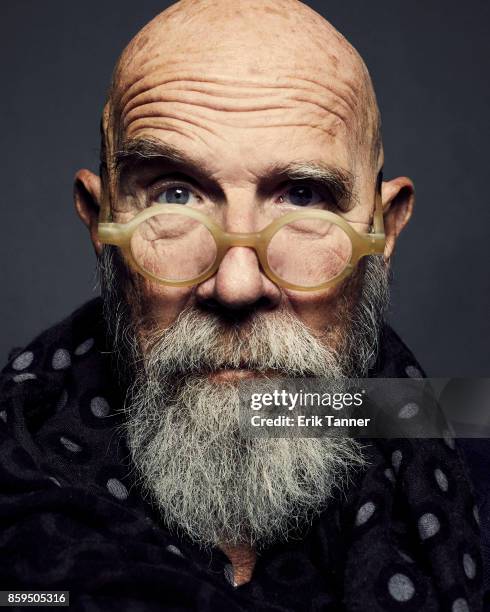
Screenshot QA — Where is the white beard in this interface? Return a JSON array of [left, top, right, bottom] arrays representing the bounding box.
[[99, 252, 389, 548]]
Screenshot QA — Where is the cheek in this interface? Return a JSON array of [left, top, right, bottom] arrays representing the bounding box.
[[130, 276, 195, 330], [284, 281, 355, 332]]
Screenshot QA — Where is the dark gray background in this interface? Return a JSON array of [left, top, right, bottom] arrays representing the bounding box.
[[1, 0, 489, 376]]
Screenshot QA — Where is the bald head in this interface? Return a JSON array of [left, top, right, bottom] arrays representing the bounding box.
[[74, 0, 415, 559], [101, 0, 382, 192]]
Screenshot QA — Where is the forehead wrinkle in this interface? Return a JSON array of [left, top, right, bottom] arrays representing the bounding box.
[[125, 114, 345, 144], [292, 75, 364, 122], [121, 94, 297, 128], [124, 116, 226, 148], [118, 74, 320, 118], [111, 9, 370, 115], [116, 57, 365, 112], [104, 0, 382, 179], [119, 80, 361, 155], [120, 75, 358, 123]]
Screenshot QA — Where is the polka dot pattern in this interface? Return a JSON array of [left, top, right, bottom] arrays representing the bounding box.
[[387, 573, 415, 602], [398, 402, 419, 419], [418, 512, 440, 540], [13, 373, 37, 383], [434, 468, 449, 492], [12, 351, 34, 371], [106, 478, 129, 500], [90, 396, 110, 418], [391, 450, 402, 474], [52, 349, 71, 370], [166, 544, 184, 558], [384, 467, 395, 484], [405, 365, 423, 378], [59, 436, 82, 453], [74, 338, 94, 356], [355, 501, 376, 527], [463, 553, 476, 579], [0, 299, 482, 610], [452, 598, 469, 612], [443, 430, 456, 450]]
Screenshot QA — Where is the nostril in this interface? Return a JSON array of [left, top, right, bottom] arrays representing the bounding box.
[[254, 296, 275, 311], [197, 296, 274, 323]]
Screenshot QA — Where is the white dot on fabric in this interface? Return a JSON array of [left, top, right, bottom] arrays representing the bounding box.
[[355, 501, 376, 526], [434, 468, 449, 492], [391, 450, 402, 473], [0, 410, 7, 423], [166, 544, 184, 558], [387, 573, 415, 602], [443, 430, 456, 450], [52, 349, 71, 370], [223, 563, 236, 587], [398, 402, 419, 419], [384, 467, 396, 484], [106, 478, 128, 500], [90, 396, 110, 418], [74, 338, 95, 356], [13, 373, 37, 383], [12, 351, 34, 371], [473, 505, 480, 526], [452, 598, 470, 612], [405, 365, 423, 378], [418, 513, 440, 540], [59, 436, 82, 453], [463, 553, 476, 579], [57, 390, 68, 411]]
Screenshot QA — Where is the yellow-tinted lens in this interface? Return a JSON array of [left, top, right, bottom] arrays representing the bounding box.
[[130, 212, 217, 281], [266, 217, 352, 287]]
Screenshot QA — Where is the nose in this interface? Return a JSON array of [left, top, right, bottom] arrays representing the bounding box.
[[195, 245, 282, 312]]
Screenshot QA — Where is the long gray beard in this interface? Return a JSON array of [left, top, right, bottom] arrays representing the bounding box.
[[98, 249, 390, 548]]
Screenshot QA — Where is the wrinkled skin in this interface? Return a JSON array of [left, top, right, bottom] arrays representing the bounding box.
[[74, 0, 414, 584]]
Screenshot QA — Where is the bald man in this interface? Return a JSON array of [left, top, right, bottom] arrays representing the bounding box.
[[0, 1, 483, 609]]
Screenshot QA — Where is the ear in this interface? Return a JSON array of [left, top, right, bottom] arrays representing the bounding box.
[[74, 169, 103, 256], [381, 176, 415, 260]]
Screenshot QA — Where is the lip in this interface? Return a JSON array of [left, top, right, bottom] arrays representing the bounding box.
[[207, 368, 261, 381]]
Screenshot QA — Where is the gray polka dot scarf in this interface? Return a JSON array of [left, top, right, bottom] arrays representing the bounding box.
[[0, 299, 483, 610]]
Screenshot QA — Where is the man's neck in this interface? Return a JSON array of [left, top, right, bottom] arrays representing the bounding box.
[[220, 543, 257, 586]]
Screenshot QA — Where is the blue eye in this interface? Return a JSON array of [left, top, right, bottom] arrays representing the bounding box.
[[156, 186, 191, 205], [281, 184, 322, 207]]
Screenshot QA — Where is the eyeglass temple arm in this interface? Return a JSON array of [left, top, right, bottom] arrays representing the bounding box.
[[97, 223, 125, 245], [372, 174, 385, 233], [364, 178, 386, 254]]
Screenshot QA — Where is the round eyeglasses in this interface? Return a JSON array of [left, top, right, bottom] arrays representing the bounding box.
[[97, 194, 385, 292]]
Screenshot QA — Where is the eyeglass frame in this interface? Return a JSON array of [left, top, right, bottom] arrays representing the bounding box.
[[97, 186, 386, 292]]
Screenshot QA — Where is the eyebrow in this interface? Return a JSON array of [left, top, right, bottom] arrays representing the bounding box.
[[263, 161, 356, 209], [114, 137, 197, 172], [114, 137, 356, 207]]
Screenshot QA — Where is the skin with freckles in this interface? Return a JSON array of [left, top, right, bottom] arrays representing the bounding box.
[[74, 0, 415, 586]]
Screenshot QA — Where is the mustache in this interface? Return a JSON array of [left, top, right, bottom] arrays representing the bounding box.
[[97, 246, 390, 381], [137, 305, 344, 377]]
